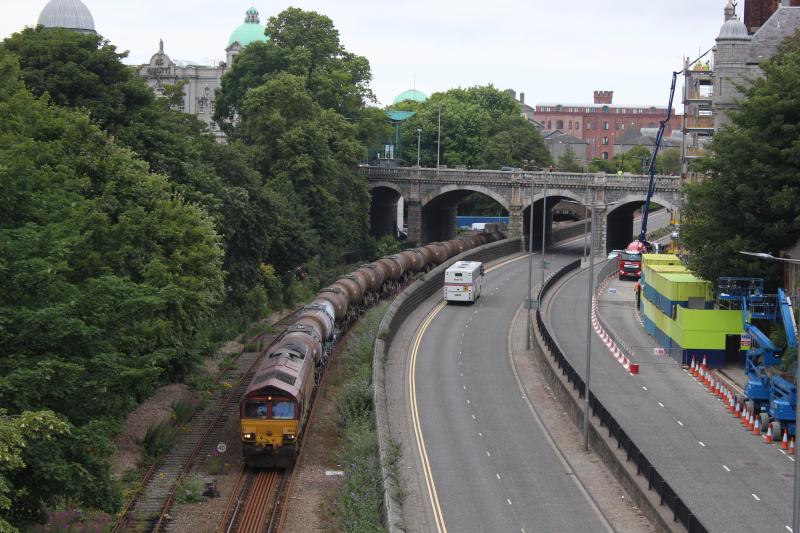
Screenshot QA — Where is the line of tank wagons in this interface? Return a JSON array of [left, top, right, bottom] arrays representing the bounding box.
[[240, 231, 506, 467]]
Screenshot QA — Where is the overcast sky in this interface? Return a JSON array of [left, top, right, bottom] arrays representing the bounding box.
[[2, 1, 727, 109]]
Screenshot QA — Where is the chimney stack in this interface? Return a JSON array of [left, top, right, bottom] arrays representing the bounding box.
[[520, 92, 525, 104]]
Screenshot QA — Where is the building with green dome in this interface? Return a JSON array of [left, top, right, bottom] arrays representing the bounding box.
[[137, 6, 269, 140]]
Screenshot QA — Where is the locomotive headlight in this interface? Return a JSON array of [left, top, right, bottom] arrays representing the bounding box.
[[243, 433, 255, 441], [282, 433, 295, 443]]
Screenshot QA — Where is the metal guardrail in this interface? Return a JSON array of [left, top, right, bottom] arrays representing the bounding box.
[[536, 260, 707, 533]]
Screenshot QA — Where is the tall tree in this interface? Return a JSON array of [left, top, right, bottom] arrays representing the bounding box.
[[682, 32, 800, 288], [557, 145, 584, 172]]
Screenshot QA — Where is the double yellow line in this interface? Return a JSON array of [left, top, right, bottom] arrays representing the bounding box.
[[408, 254, 525, 532]]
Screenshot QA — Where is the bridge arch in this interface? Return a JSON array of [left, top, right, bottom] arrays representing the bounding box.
[[369, 183, 406, 239], [420, 184, 510, 211], [419, 185, 510, 243]]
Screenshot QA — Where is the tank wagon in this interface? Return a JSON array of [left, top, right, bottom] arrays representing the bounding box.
[[240, 231, 504, 467]]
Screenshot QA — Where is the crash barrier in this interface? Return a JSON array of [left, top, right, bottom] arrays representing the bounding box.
[[373, 237, 524, 532], [536, 260, 708, 533]]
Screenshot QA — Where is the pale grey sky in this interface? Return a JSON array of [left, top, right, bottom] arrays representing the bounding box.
[[1, 1, 727, 109]]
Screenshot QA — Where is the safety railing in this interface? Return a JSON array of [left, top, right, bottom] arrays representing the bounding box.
[[535, 260, 707, 533]]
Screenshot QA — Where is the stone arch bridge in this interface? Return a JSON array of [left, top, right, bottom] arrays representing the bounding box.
[[363, 166, 684, 254]]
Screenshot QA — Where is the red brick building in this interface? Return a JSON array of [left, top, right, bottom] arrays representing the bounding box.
[[532, 90, 681, 161], [745, 0, 800, 33]]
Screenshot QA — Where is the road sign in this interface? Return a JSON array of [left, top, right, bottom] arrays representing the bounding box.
[[608, 287, 617, 294], [740, 334, 752, 350], [654, 347, 666, 357], [216, 442, 227, 454]]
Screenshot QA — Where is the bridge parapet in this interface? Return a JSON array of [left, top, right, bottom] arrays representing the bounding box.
[[361, 166, 680, 192]]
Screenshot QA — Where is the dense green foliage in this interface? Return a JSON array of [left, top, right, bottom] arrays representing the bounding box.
[[215, 8, 381, 259], [393, 86, 552, 170], [682, 32, 800, 288], [587, 145, 680, 175], [335, 304, 387, 532], [556, 145, 584, 172]]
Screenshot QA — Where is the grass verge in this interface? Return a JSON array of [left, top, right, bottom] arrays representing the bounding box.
[[334, 303, 389, 532]]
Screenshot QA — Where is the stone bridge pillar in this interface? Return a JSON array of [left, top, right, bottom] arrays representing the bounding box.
[[406, 200, 422, 246], [593, 205, 610, 257], [507, 182, 523, 239]]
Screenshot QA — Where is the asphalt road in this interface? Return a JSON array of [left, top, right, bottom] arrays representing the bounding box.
[[412, 251, 611, 532], [546, 265, 795, 532]]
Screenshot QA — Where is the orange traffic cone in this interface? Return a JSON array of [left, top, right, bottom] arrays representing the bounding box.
[[790, 438, 796, 455], [764, 424, 773, 444], [741, 405, 749, 425], [729, 393, 736, 413], [734, 401, 741, 418], [782, 429, 790, 450], [691, 357, 697, 376], [748, 412, 755, 431], [753, 416, 761, 435], [701, 355, 707, 370]]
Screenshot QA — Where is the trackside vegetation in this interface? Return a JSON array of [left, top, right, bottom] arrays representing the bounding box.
[[334, 303, 389, 532]]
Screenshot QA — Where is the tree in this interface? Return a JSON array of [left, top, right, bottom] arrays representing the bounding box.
[[397, 86, 551, 170], [682, 32, 800, 288], [612, 145, 652, 174], [657, 147, 682, 175], [557, 145, 584, 172]]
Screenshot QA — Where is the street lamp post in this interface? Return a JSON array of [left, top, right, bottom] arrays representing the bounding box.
[[583, 202, 596, 452], [416, 128, 422, 167], [526, 175, 535, 349], [436, 106, 441, 172], [739, 250, 800, 532], [540, 180, 548, 290]]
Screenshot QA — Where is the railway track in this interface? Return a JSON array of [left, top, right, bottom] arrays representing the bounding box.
[[113, 313, 299, 533], [218, 468, 286, 533]]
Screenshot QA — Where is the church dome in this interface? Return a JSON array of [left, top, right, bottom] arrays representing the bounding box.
[[717, 17, 750, 41], [37, 0, 95, 33], [393, 89, 427, 105], [227, 7, 268, 48]]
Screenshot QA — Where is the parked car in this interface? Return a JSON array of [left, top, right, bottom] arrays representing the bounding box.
[[607, 249, 623, 260]]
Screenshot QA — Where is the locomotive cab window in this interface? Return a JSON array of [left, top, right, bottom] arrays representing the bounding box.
[[272, 400, 296, 419], [244, 400, 269, 419]]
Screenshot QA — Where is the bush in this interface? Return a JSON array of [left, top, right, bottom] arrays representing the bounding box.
[[171, 399, 195, 425], [174, 475, 205, 504], [141, 420, 178, 458]]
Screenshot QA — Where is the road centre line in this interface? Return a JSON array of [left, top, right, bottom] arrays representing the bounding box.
[[752, 493, 760, 501], [698, 441, 706, 447], [722, 465, 730, 472], [658, 402, 665, 407], [677, 420, 684, 426]]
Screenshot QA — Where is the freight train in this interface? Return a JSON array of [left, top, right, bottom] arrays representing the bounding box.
[[240, 231, 504, 468]]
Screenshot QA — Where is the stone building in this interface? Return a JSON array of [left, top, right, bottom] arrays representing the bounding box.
[[137, 7, 269, 140], [682, 0, 800, 171], [745, 0, 800, 32]]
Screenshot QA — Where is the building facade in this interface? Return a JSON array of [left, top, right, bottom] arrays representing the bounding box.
[[744, 0, 800, 33], [137, 7, 269, 140], [682, 0, 800, 172], [532, 91, 681, 161]]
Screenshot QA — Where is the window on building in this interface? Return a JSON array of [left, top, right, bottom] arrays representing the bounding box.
[[547, 120, 552, 129], [649, 122, 655, 128], [575, 122, 580, 129], [586, 122, 592, 130], [586, 107, 591, 113], [603, 121, 609, 130], [556, 105, 562, 112], [602, 152, 609, 160], [616, 123, 624, 130], [568, 121, 572, 129], [602, 137, 609, 145], [556, 120, 564, 129], [602, 106, 609, 113]]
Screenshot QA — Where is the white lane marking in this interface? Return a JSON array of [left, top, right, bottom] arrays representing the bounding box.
[[698, 441, 706, 447], [677, 421, 684, 426], [463, 385, 466, 390], [642, 386, 648, 391], [496, 473, 501, 480], [722, 465, 730, 472], [472, 414, 476, 420], [461, 372, 464, 377], [781, 449, 787, 455], [478, 432, 483, 437], [507, 499, 512, 505], [785, 526, 792, 532], [459, 351, 462, 356], [486, 451, 491, 457], [467, 399, 470, 404], [790, 457, 796, 462], [658, 402, 665, 407], [752, 493, 760, 501]]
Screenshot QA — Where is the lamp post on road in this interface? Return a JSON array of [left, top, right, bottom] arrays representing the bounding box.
[[416, 128, 422, 167], [583, 201, 596, 452], [540, 179, 548, 290], [739, 250, 800, 533], [526, 175, 535, 349]]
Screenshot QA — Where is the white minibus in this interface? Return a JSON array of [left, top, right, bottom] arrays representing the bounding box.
[[444, 261, 484, 303]]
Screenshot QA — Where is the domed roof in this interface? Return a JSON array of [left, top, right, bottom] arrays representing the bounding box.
[[393, 89, 427, 104], [38, 0, 95, 33], [227, 7, 268, 48], [718, 17, 750, 41]]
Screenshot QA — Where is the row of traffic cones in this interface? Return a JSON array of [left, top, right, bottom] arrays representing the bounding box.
[[689, 356, 796, 454]]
